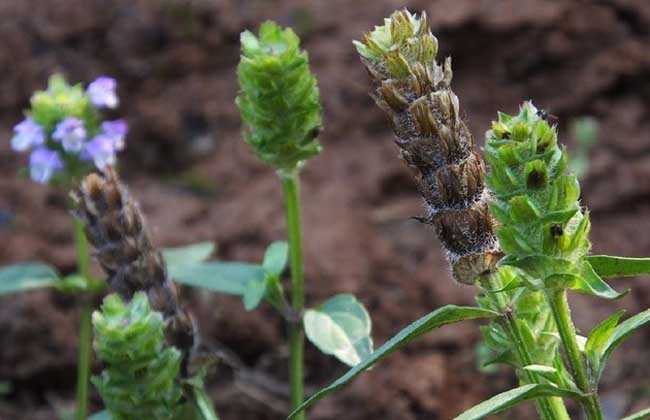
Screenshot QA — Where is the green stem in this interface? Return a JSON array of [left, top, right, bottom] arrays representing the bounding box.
[[547, 289, 603, 420], [74, 218, 92, 420], [193, 385, 220, 420], [280, 169, 306, 420], [484, 274, 569, 420]]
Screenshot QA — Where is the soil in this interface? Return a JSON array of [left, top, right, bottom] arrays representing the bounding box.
[[1, 0, 649, 419]]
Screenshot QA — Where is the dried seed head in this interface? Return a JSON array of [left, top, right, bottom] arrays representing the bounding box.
[[72, 169, 196, 373], [355, 10, 500, 284]]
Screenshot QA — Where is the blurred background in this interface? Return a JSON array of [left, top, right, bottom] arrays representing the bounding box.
[[1, 0, 649, 419]]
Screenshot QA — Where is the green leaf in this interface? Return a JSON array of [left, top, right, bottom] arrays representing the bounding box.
[[288, 305, 498, 419], [453, 384, 583, 420], [303, 294, 373, 366], [54, 274, 88, 293], [87, 410, 112, 420], [571, 262, 628, 300], [189, 379, 220, 420], [597, 309, 650, 380], [262, 241, 288, 276], [243, 275, 268, 311], [622, 407, 650, 420], [0, 263, 59, 295], [522, 365, 560, 384], [588, 255, 650, 278], [172, 262, 264, 296], [162, 242, 215, 268], [584, 310, 625, 375]]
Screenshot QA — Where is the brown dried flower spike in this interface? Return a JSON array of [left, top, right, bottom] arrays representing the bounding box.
[[72, 169, 195, 367], [354, 9, 501, 284]]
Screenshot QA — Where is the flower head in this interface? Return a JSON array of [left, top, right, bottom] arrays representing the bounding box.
[[11, 118, 45, 152], [101, 119, 128, 151], [52, 117, 87, 152], [87, 76, 119, 109], [84, 135, 117, 170], [29, 147, 63, 184], [11, 74, 126, 185], [237, 21, 322, 171]]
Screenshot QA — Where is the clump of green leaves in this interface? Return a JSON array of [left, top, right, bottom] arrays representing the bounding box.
[[92, 292, 188, 420], [237, 21, 322, 171]]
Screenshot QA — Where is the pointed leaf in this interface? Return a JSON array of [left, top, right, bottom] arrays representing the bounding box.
[[454, 384, 583, 420], [162, 242, 215, 268], [585, 310, 625, 379], [0, 263, 60, 295], [622, 407, 650, 420], [262, 241, 288, 276], [482, 349, 516, 370], [172, 262, 265, 295], [597, 309, 650, 380], [588, 255, 650, 279], [585, 310, 625, 358], [522, 365, 560, 384], [190, 381, 220, 420], [288, 305, 498, 419], [243, 275, 267, 311], [571, 262, 628, 300], [304, 294, 372, 366]]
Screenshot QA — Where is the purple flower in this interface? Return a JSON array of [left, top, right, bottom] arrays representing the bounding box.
[[84, 135, 116, 170], [11, 118, 45, 152], [101, 119, 128, 151], [52, 117, 87, 152], [87, 76, 119, 109], [29, 147, 63, 184]]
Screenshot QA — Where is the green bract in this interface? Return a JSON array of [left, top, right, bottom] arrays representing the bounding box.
[[31, 74, 100, 135], [237, 21, 322, 171], [353, 9, 438, 73], [91, 293, 188, 420]]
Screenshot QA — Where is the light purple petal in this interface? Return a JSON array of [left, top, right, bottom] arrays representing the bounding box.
[[101, 119, 128, 151], [84, 135, 116, 170], [87, 76, 119, 109], [11, 118, 45, 152], [52, 117, 87, 152], [29, 147, 63, 184]]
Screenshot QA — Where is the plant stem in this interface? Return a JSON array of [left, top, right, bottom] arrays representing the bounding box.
[[74, 218, 92, 420], [484, 274, 569, 420], [280, 169, 306, 420], [193, 385, 220, 420], [547, 289, 603, 420]]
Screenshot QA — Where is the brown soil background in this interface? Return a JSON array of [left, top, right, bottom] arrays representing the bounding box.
[[1, 1, 649, 419]]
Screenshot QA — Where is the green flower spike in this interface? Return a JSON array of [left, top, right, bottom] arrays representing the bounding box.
[[485, 101, 611, 293], [237, 21, 322, 171], [92, 292, 189, 420]]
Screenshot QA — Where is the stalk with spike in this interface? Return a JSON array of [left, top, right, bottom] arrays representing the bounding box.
[[354, 10, 569, 420], [73, 169, 218, 419]]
